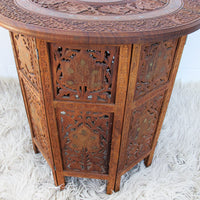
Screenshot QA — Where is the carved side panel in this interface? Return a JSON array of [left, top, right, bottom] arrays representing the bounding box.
[[12, 33, 51, 161], [135, 39, 178, 99], [22, 80, 50, 159], [56, 109, 113, 174], [50, 44, 119, 103], [125, 94, 164, 168], [12, 33, 40, 91]]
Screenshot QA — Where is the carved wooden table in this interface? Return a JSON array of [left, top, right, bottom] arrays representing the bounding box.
[[0, 0, 200, 194]]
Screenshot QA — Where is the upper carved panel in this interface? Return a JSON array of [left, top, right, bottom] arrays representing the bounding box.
[[134, 39, 178, 99], [29, 0, 168, 16], [50, 44, 119, 103], [13, 33, 40, 91], [0, 0, 199, 42]]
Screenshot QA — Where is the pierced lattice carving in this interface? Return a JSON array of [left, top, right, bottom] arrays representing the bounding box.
[[30, 0, 168, 16], [125, 94, 164, 168], [56, 109, 113, 174], [134, 39, 178, 99], [23, 81, 50, 159], [50, 44, 119, 103], [13, 33, 40, 91]]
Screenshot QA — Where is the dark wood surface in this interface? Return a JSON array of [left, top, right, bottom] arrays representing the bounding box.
[[0, 0, 200, 44]]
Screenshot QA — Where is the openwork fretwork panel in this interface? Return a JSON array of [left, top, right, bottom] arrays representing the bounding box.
[[124, 94, 164, 169], [56, 109, 113, 174], [13, 33, 40, 91], [22, 81, 51, 159], [134, 39, 178, 99], [50, 44, 119, 103]]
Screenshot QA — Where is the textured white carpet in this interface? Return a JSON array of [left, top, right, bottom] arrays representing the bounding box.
[[0, 78, 200, 200]]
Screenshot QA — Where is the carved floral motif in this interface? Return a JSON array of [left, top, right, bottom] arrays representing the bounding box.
[[0, 0, 199, 33], [125, 94, 164, 168], [13, 35, 51, 161], [13, 33, 40, 91], [23, 81, 50, 159], [30, 0, 168, 16], [57, 109, 113, 174], [50, 44, 119, 102], [134, 39, 178, 99]]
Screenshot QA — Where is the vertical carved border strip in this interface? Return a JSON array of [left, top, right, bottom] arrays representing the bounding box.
[[144, 36, 187, 166], [106, 44, 132, 194], [36, 39, 65, 187], [9, 31, 39, 153], [114, 44, 141, 191]]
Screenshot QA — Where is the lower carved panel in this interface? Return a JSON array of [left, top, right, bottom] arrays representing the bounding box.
[[125, 94, 165, 169], [22, 80, 50, 160], [56, 109, 113, 174]]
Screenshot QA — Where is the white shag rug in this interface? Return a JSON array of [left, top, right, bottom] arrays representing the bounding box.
[[0, 78, 200, 200]]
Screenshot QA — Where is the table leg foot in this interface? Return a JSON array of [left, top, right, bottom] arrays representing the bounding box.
[[33, 143, 39, 154], [60, 183, 65, 190], [106, 175, 121, 194], [106, 180, 114, 195], [144, 153, 153, 167], [54, 172, 65, 190], [114, 175, 121, 192]]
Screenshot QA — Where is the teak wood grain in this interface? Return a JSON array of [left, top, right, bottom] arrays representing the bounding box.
[[0, 0, 200, 195]]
